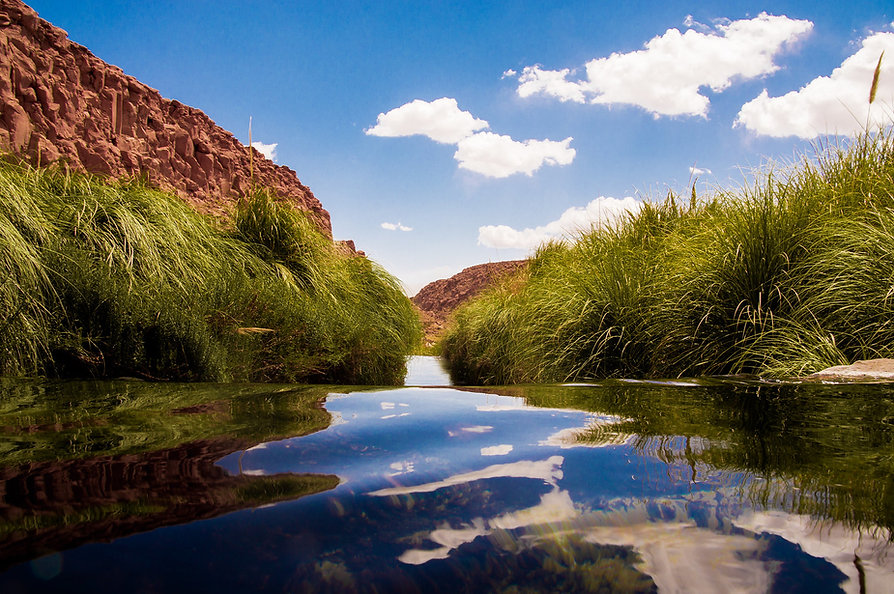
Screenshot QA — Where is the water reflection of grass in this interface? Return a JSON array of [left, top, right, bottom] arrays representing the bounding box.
[[0, 379, 341, 569], [0, 501, 168, 538], [235, 474, 339, 504], [0, 378, 334, 467], [511, 381, 894, 539]]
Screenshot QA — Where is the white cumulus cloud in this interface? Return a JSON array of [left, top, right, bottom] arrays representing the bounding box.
[[735, 32, 894, 138], [514, 13, 813, 117], [381, 222, 413, 232], [367, 98, 576, 178], [454, 132, 575, 178], [478, 196, 643, 250], [690, 166, 712, 176], [251, 141, 278, 162], [365, 97, 488, 144], [517, 66, 588, 104]]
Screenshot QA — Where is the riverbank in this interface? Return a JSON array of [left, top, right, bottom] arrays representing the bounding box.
[[442, 130, 894, 384], [0, 160, 420, 383]]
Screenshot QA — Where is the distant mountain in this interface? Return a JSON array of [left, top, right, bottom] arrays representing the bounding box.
[[412, 261, 526, 344]]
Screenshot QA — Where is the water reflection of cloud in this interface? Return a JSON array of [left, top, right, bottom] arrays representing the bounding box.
[[539, 425, 631, 448], [583, 522, 770, 593], [368, 456, 564, 496], [489, 488, 577, 530], [399, 519, 489, 565], [398, 488, 578, 565], [480, 445, 513, 456], [370, 448, 880, 593], [448, 425, 493, 436], [394, 484, 779, 587], [735, 511, 894, 593], [388, 461, 415, 476]]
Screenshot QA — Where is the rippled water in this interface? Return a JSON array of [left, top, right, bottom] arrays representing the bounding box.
[[0, 357, 892, 592]]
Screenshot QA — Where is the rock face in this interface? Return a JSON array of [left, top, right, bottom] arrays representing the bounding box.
[[0, 0, 330, 232], [413, 260, 527, 343]]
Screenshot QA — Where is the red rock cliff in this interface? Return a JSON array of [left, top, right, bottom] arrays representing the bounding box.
[[413, 260, 527, 344], [0, 0, 331, 233]]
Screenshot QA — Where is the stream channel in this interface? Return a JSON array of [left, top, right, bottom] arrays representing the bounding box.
[[0, 356, 892, 592]]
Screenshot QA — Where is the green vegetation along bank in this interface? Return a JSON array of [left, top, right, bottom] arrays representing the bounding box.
[[443, 131, 894, 384], [0, 160, 420, 383]]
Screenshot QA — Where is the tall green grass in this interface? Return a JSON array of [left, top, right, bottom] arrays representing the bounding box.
[[443, 130, 894, 383], [0, 161, 420, 383]]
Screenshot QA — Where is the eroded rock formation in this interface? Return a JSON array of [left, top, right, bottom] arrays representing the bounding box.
[[413, 260, 527, 344], [0, 0, 331, 233]]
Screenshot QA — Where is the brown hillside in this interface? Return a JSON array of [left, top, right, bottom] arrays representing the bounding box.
[[413, 260, 527, 344], [0, 0, 330, 233]]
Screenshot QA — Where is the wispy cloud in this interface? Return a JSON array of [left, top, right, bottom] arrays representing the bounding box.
[[512, 13, 812, 118], [735, 32, 894, 138], [366, 97, 575, 178], [682, 14, 712, 34], [381, 221, 413, 232], [478, 196, 642, 250], [251, 141, 278, 162], [690, 166, 712, 176]]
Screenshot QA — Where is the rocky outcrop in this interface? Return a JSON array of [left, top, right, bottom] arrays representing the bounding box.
[[413, 260, 527, 343], [807, 358, 894, 381], [0, 0, 330, 233]]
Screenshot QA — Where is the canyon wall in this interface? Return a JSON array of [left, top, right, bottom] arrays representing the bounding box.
[[0, 0, 331, 233]]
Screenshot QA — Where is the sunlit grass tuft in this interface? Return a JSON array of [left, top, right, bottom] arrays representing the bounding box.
[[442, 129, 894, 383], [0, 160, 420, 383]]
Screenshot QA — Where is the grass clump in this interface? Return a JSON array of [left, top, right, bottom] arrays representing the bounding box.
[[0, 162, 420, 384], [443, 130, 894, 383]]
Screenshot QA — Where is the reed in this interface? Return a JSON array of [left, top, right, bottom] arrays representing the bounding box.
[[442, 129, 894, 383], [0, 159, 420, 384]]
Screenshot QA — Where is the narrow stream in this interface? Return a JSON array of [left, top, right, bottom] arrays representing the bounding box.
[[0, 362, 892, 592], [403, 355, 452, 386]]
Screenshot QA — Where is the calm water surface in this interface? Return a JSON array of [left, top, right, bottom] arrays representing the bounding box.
[[0, 356, 892, 592]]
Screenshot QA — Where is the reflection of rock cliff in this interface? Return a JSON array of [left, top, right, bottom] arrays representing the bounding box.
[[0, 437, 338, 570], [413, 261, 526, 342], [0, 0, 330, 233]]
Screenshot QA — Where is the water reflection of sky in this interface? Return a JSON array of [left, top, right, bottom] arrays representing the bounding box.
[[217, 388, 621, 495], [219, 386, 893, 592], [4, 385, 893, 593]]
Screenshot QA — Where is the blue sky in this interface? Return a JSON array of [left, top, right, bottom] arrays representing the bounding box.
[[27, 0, 894, 293]]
